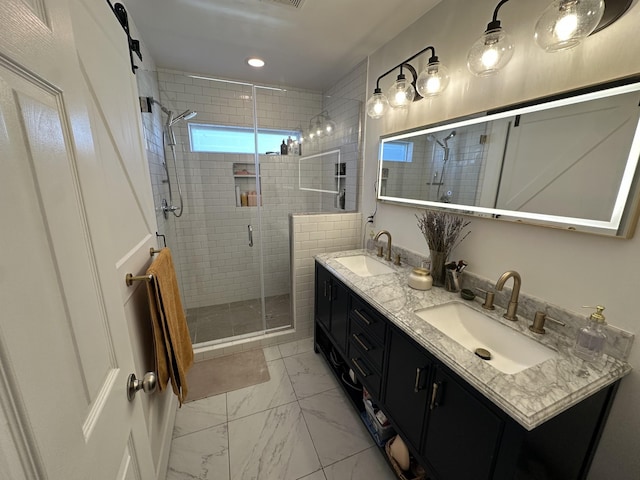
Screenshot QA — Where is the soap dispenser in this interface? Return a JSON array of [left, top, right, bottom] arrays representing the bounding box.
[[573, 305, 607, 362]]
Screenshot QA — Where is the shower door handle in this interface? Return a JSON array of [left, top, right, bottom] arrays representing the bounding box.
[[248, 225, 253, 247]]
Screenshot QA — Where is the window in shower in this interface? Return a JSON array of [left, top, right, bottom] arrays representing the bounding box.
[[382, 140, 414, 163], [189, 124, 300, 154]]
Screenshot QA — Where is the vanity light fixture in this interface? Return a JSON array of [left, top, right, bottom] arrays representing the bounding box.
[[467, 0, 515, 76], [534, 0, 604, 52], [366, 45, 449, 119], [303, 111, 337, 142]]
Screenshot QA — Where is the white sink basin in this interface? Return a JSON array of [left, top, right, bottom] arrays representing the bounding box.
[[335, 255, 395, 277], [415, 302, 556, 374]]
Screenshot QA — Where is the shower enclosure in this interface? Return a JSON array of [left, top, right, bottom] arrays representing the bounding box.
[[145, 70, 361, 347]]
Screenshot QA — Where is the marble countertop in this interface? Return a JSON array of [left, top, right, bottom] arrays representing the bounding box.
[[315, 249, 631, 431]]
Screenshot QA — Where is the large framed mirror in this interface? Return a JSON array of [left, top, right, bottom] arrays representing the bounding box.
[[377, 76, 640, 237]]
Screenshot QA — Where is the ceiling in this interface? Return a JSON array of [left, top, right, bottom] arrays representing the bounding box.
[[123, 0, 441, 91]]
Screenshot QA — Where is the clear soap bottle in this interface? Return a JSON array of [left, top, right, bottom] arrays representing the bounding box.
[[573, 305, 607, 362]]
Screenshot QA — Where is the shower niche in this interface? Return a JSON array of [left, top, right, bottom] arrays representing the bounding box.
[[233, 163, 261, 207]]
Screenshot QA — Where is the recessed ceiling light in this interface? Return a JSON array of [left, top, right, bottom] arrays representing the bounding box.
[[247, 58, 265, 68]]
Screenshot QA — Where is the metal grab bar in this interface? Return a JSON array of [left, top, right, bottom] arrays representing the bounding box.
[[248, 225, 254, 247]]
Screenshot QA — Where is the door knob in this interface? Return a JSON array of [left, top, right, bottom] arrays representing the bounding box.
[[127, 372, 157, 401]]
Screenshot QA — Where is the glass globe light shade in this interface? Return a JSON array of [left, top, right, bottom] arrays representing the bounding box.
[[387, 75, 415, 109], [416, 61, 450, 97], [314, 120, 324, 138], [467, 27, 515, 76], [324, 119, 337, 134], [366, 90, 390, 119], [534, 0, 605, 52], [308, 129, 316, 141]]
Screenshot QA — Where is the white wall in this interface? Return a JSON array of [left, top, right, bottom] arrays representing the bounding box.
[[363, 1, 640, 478]]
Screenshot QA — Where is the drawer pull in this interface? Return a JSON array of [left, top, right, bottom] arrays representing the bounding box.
[[323, 280, 328, 298], [354, 309, 372, 326], [351, 358, 370, 377], [414, 367, 423, 393], [352, 333, 370, 351], [430, 381, 441, 410]]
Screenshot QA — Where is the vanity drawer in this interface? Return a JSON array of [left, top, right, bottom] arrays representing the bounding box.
[[349, 319, 384, 372], [350, 295, 387, 342], [348, 351, 381, 399]]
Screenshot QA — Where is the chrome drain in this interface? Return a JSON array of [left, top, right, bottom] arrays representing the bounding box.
[[475, 348, 492, 360]]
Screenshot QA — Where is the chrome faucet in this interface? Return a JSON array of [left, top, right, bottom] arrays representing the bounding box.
[[374, 230, 392, 262], [495, 270, 521, 321]]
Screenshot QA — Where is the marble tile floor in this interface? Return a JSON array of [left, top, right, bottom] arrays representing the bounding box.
[[186, 294, 292, 344], [166, 337, 397, 480]]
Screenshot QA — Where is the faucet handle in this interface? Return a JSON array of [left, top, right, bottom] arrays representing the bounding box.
[[376, 246, 384, 258], [394, 253, 402, 266], [529, 311, 566, 334], [476, 288, 496, 310]]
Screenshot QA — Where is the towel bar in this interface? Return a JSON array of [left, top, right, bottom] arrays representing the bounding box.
[[125, 273, 153, 286]]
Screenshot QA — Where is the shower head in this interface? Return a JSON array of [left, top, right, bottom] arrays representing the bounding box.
[[444, 130, 456, 141], [168, 109, 197, 126], [164, 109, 198, 146]]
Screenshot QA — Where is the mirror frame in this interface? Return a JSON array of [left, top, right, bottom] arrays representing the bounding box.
[[377, 75, 640, 238]]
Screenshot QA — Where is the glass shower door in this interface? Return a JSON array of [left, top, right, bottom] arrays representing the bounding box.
[[167, 77, 267, 345]]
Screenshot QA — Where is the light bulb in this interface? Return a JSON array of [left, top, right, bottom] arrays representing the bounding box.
[[366, 90, 390, 119], [324, 119, 336, 134], [481, 48, 499, 69], [416, 60, 450, 97], [387, 74, 415, 109], [467, 27, 515, 76], [534, 0, 604, 52]]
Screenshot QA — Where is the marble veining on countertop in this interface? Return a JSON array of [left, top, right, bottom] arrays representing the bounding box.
[[315, 250, 632, 431]]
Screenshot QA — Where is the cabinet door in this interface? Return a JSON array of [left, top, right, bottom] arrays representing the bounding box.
[[422, 367, 503, 480], [384, 329, 433, 451], [329, 279, 349, 353], [315, 263, 332, 329]]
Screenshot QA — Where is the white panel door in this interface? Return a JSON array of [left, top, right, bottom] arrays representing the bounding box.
[[0, 0, 156, 478]]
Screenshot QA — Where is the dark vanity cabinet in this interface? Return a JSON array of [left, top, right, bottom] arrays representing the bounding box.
[[422, 363, 503, 480], [313, 262, 619, 480], [385, 328, 503, 480], [315, 263, 349, 354], [384, 328, 433, 451]]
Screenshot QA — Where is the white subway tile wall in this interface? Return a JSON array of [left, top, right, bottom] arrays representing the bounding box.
[[290, 213, 363, 335]]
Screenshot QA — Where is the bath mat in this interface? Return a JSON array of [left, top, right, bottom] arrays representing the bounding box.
[[184, 349, 270, 402]]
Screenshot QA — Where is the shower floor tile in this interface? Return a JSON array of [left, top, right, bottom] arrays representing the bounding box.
[[187, 294, 292, 344]]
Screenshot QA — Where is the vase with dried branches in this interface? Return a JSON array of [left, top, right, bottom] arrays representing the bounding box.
[[416, 210, 470, 287]]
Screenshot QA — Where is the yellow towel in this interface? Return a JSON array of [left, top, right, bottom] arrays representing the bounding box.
[[145, 248, 194, 405]]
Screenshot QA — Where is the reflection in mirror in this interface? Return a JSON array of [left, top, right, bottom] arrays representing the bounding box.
[[299, 149, 341, 194], [378, 77, 640, 237]]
